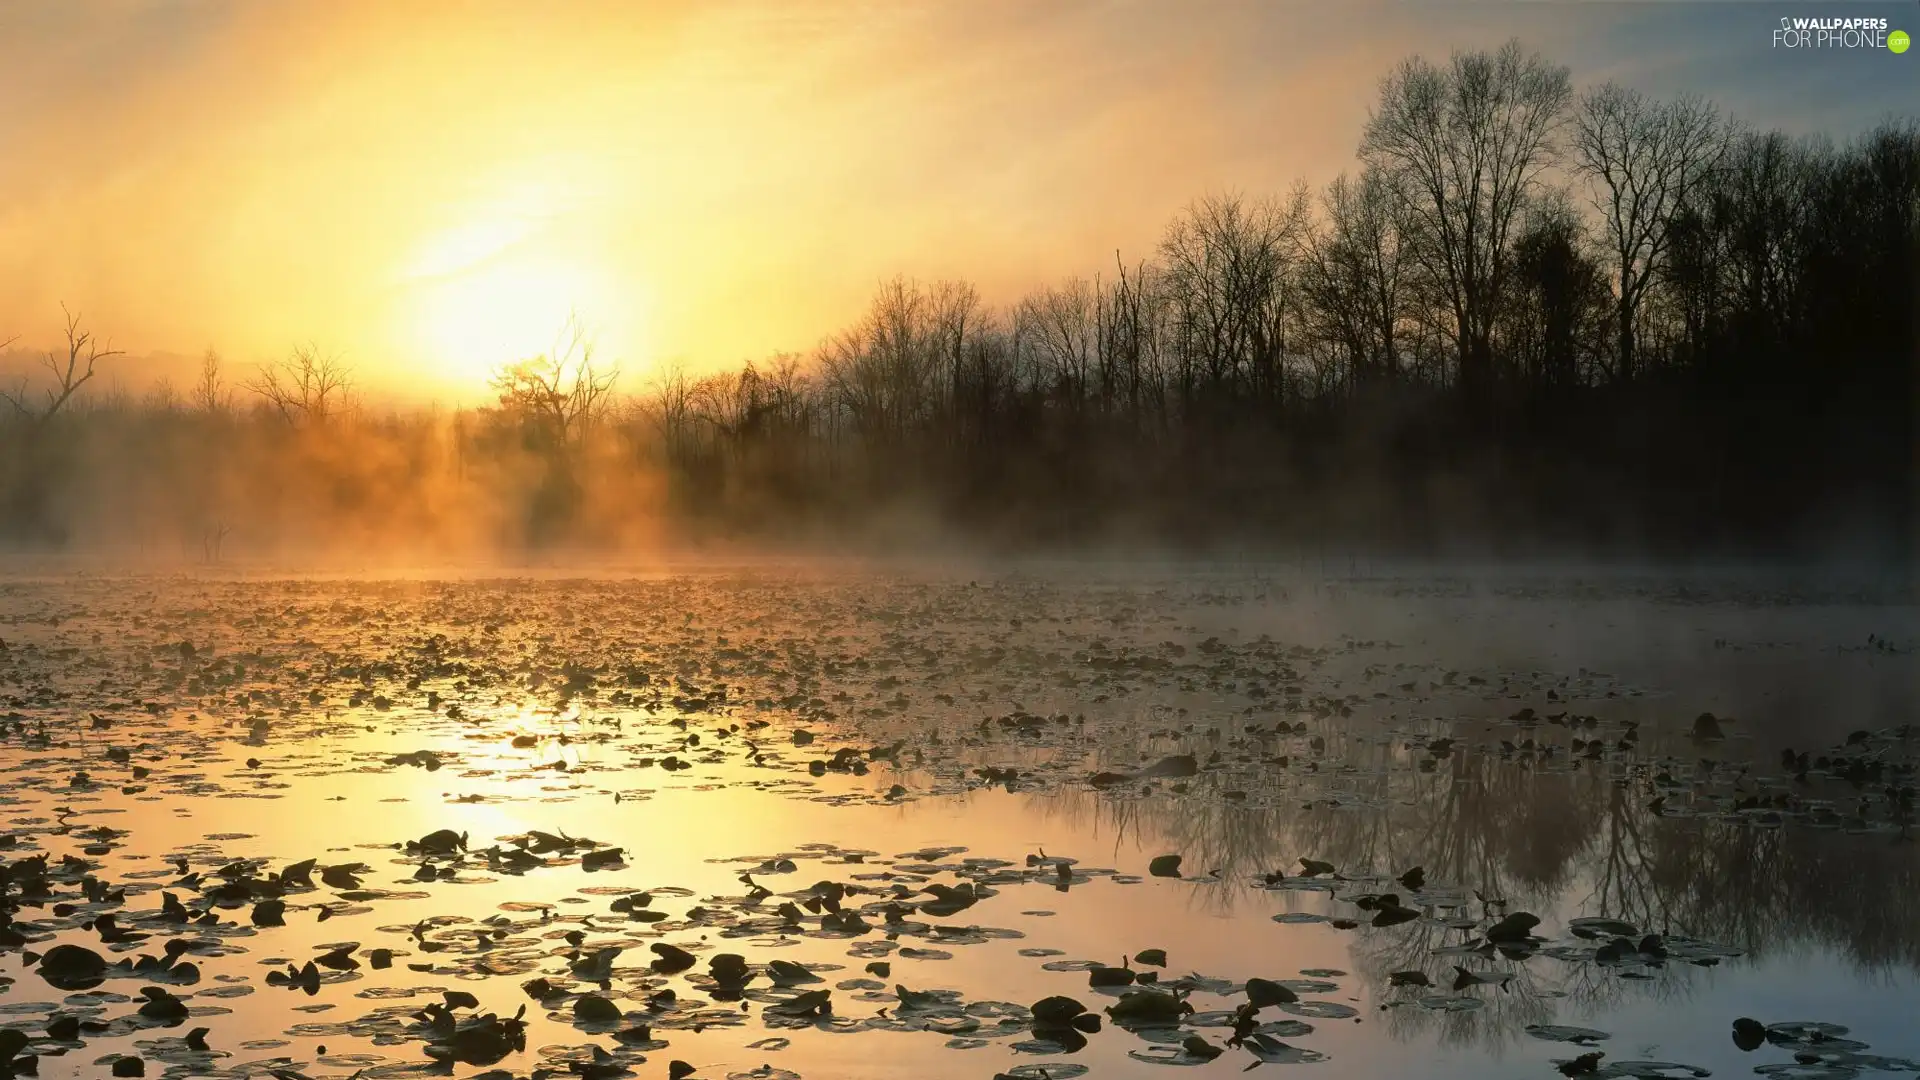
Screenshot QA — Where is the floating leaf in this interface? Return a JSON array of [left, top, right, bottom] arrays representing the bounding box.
[[36, 944, 108, 990], [573, 995, 623, 1022], [1528, 1024, 1611, 1045], [1245, 978, 1298, 1008]]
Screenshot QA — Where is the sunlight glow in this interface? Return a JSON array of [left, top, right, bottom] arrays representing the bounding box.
[[412, 253, 615, 386], [396, 168, 637, 391], [405, 218, 537, 281]]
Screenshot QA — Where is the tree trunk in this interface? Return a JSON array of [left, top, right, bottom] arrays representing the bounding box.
[[1617, 302, 1637, 383]]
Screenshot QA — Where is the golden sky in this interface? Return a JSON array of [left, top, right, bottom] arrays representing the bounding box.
[[0, 1, 1903, 400]]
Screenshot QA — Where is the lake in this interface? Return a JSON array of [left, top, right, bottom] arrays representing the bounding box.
[[1, 562, 1915, 1079]]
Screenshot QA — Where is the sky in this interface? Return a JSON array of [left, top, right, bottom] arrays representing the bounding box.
[[0, 0, 1911, 401]]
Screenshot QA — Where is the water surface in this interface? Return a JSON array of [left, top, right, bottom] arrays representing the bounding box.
[[1, 565, 1914, 1079]]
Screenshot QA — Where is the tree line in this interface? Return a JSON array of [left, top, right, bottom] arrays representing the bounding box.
[[3, 41, 1914, 558]]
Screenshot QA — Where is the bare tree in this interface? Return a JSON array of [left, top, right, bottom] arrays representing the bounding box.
[[0, 334, 17, 426], [202, 520, 231, 563], [1102, 252, 1157, 425], [143, 377, 180, 414], [1706, 130, 1821, 351], [1303, 169, 1412, 387], [642, 361, 699, 467], [1573, 83, 1725, 382], [490, 314, 618, 451], [1022, 276, 1101, 412], [245, 344, 353, 427], [1158, 190, 1312, 406], [930, 279, 981, 435], [1500, 197, 1611, 390], [692, 364, 756, 444], [193, 348, 234, 414], [1361, 40, 1572, 397], [0, 305, 123, 430], [819, 278, 942, 443]]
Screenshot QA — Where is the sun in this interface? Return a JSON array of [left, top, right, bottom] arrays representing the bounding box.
[[400, 204, 626, 392], [414, 255, 602, 386]]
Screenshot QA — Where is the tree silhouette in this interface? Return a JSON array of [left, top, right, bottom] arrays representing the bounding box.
[[490, 315, 617, 453], [245, 344, 353, 428], [1361, 41, 1573, 400], [1572, 84, 1725, 382], [0, 305, 122, 433]]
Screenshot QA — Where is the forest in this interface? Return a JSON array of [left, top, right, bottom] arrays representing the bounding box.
[[2, 42, 1914, 560]]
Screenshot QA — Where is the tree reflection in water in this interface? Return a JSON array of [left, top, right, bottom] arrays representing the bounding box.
[[1008, 724, 1919, 1048]]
